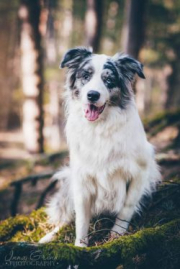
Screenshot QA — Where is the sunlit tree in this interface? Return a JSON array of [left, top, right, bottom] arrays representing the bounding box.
[[19, 0, 44, 153], [121, 0, 146, 58], [85, 0, 103, 52]]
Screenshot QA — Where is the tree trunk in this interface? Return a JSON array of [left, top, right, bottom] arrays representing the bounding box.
[[19, 0, 44, 153], [166, 38, 180, 109], [85, 0, 103, 52], [0, 1, 19, 130], [121, 0, 147, 112], [43, 0, 57, 64], [121, 0, 146, 58]]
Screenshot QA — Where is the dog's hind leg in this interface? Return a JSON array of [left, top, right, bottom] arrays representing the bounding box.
[[39, 167, 74, 243]]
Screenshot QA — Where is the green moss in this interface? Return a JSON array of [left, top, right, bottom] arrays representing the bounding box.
[[55, 223, 76, 244], [29, 207, 47, 220], [40, 219, 180, 268], [0, 208, 49, 243], [0, 215, 31, 242]]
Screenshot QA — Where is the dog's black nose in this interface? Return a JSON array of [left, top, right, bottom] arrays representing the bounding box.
[[87, 91, 100, 102]]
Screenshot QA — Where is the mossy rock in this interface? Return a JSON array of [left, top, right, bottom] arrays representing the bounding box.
[[0, 207, 180, 268]]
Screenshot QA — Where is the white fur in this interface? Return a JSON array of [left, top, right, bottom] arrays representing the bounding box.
[[39, 54, 161, 246]]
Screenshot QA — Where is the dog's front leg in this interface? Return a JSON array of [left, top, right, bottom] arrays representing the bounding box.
[[111, 171, 148, 236], [74, 190, 91, 247]]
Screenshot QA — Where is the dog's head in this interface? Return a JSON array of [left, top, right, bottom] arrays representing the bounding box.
[[61, 47, 145, 122]]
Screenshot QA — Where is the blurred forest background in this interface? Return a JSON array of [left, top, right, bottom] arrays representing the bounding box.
[[0, 0, 180, 221]]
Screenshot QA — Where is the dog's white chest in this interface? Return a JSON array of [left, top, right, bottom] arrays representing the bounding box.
[[67, 111, 142, 179], [68, 118, 121, 164]]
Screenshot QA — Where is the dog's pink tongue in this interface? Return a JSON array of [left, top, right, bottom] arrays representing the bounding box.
[[84, 105, 99, 121]]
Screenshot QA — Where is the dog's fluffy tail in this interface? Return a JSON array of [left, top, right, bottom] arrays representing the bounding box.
[[46, 166, 74, 226]]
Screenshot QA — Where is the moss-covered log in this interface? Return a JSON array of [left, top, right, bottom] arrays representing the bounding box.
[[0, 218, 180, 269]]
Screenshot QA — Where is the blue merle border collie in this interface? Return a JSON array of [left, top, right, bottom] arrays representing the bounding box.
[[39, 47, 161, 246]]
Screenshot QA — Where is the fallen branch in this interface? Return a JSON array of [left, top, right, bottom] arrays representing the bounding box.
[[10, 183, 22, 216], [36, 180, 58, 209], [9, 171, 56, 216], [10, 171, 55, 186]]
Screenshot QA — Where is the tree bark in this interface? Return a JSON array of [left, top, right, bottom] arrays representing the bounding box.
[[166, 37, 180, 109], [85, 0, 103, 52], [19, 0, 44, 153], [43, 0, 57, 64], [121, 0, 146, 58], [0, 2, 19, 130]]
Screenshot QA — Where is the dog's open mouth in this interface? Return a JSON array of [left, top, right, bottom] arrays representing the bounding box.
[[84, 103, 106, 121]]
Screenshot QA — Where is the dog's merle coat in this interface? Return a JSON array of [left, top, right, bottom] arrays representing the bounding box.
[[39, 47, 160, 246]]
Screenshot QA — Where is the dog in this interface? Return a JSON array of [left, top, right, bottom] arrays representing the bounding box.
[[39, 47, 161, 247]]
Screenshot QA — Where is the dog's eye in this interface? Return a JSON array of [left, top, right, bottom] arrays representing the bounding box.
[[106, 78, 112, 84], [83, 73, 90, 80]]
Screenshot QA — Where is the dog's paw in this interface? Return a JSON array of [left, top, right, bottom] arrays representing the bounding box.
[[110, 225, 127, 240], [39, 234, 53, 244], [111, 224, 127, 235], [109, 231, 120, 240], [39, 231, 56, 243], [75, 238, 88, 247], [39, 226, 60, 244]]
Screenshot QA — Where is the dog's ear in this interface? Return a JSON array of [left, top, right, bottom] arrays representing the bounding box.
[[112, 53, 145, 81], [60, 47, 92, 69]]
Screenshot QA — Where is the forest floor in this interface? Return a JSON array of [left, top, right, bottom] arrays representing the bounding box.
[[0, 129, 68, 219]]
